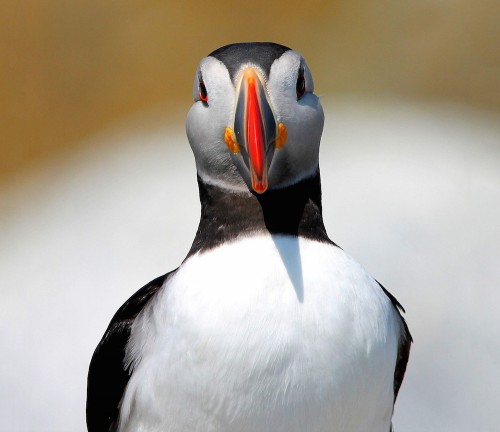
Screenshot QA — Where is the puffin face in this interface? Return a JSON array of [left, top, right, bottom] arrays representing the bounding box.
[[186, 43, 324, 194]]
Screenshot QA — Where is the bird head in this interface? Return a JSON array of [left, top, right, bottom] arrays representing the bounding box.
[[186, 43, 324, 194]]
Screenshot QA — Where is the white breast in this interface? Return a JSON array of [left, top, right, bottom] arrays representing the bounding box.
[[119, 235, 401, 432]]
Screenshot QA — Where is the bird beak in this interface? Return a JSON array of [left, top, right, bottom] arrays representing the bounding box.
[[232, 68, 278, 194]]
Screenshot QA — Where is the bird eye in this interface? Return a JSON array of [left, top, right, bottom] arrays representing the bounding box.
[[199, 78, 208, 103], [296, 66, 306, 99]]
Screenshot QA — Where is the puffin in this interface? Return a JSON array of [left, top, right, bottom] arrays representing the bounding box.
[[87, 42, 411, 432]]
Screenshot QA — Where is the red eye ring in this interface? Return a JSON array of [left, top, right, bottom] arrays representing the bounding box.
[[199, 80, 208, 103]]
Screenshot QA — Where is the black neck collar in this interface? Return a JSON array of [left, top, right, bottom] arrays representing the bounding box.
[[187, 172, 335, 257]]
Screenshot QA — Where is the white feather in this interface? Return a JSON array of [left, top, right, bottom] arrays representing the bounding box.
[[119, 235, 401, 432]]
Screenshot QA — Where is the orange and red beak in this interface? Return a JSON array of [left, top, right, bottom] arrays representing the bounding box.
[[233, 68, 278, 194]]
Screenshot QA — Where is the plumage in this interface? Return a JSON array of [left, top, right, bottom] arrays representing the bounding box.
[[87, 42, 411, 432], [86, 273, 173, 431], [209, 42, 290, 81]]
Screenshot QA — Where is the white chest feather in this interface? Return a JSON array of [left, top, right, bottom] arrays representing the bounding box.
[[119, 235, 401, 432]]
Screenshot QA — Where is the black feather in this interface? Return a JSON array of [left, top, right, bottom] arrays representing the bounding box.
[[86, 272, 175, 432], [187, 171, 336, 258], [209, 42, 290, 82], [377, 280, 412, 402]]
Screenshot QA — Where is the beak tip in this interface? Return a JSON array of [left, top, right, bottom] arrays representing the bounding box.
[[252, 180, 268, 194]]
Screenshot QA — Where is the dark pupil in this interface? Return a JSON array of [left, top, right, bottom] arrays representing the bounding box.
[[200, 81, 207, 100], [296, 73, 305, 98]]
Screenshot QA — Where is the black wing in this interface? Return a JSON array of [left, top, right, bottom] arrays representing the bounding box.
[[377, 281, 412, 402], [86, 271, 176, 432]]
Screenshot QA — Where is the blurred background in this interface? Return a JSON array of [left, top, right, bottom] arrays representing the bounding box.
[[1, 1, 499, 431]]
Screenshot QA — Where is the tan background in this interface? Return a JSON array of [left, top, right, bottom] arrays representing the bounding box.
[[1, 0, 499, 183]]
